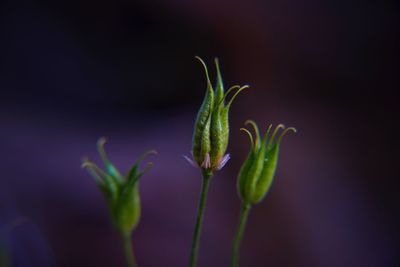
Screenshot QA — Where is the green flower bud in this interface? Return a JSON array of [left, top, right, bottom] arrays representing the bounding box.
[[185, 57, 249, 172], [82, 138, 156, 237], [237, 121, 296, 204]]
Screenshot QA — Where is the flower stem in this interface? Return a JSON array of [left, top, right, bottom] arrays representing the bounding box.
[[231, 203, 251, 267], [121, 234, 137, 267], [189, 170, 213, 267]]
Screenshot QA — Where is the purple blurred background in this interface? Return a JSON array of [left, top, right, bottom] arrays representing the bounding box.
[[0, 0, 399, 266]]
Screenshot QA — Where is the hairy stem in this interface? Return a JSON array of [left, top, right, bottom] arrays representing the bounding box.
[[231, 203, 251, 267], [189, 170, 213, 267]]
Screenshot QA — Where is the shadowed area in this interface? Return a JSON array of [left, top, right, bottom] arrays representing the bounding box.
[[0, 0, 398, 266]]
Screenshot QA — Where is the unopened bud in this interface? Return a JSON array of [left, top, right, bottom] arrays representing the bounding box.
[[237, 121, 296, 204], [185, 57, 249, 173], [82, 138, 156, 236]]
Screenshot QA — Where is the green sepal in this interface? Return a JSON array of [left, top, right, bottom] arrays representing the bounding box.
[[237, 150, 255, 202], [212, 86, 248, 165], [97, 138, 124, 183], [219, 106, 230, 158], [245, 120, 261, 150], [81, 160, 119, 206], [243, 143, 266, 202], [192, 57, 214, 165], [210, 108, 224, 167], [127, 150, 156, 186], [213, 58, 224, 108], [250, 144, 279, 203], [209, 58, 225, 166], [81, 160, 105, 189], [114, 182, 141, 235]]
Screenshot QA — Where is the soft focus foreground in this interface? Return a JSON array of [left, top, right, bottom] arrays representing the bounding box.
[[0, 0, 398, 266]]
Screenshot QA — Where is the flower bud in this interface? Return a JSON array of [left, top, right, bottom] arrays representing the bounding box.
[[185, 57, 249, 172], [237, 121, 296, 204], [82, 138, 156, 237]]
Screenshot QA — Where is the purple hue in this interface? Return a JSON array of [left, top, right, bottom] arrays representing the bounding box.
[[0, 0, 398, 266]]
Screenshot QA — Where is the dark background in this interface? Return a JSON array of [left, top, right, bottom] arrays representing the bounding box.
[[0, 0, 399, 266]]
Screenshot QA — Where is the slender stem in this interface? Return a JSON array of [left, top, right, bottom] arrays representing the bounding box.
[[0, 242, 10, 267], [231, 203, 251, 267], [121, 234, 137, 267], [189, 170, 213, 267]]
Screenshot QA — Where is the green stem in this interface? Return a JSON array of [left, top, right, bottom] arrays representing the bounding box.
[[0, 242, 10, 267], [189, 170, 213, 267], [121, 234, 137, 267], [231, 203, 251, 267]]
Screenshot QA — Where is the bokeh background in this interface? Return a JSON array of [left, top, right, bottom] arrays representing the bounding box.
[[0, 0, 399, 266]]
